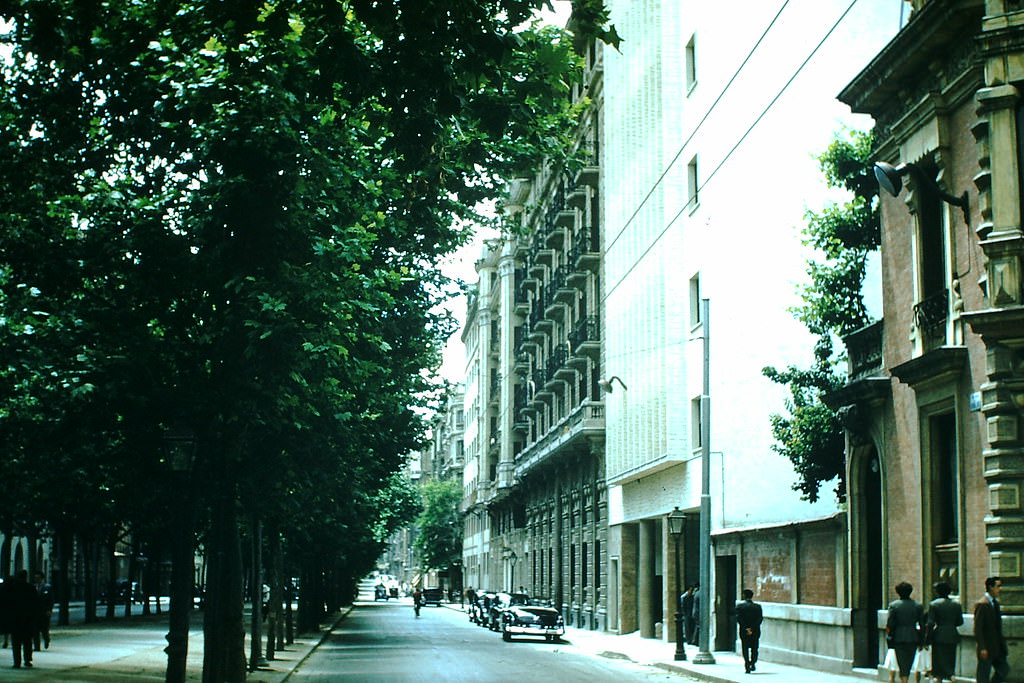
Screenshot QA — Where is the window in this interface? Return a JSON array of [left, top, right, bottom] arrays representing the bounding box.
[[929, 411, 958, 593], [594, 540, 601, 589], [691, 396, 702, 449], [582, 543, 588, 587], [912, 159, 949, 349], [685, 34, 697, 93], [687, 156, 699, 209], [689, 273, 701, 327]]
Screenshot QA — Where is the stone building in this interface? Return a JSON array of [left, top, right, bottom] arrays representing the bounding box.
[[460, 24, 607, 629], [832, 0, 1024, 675]]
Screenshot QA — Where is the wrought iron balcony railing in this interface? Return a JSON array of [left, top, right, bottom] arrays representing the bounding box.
[[842, 320, 883, 379], [914, 289, 949, 333]]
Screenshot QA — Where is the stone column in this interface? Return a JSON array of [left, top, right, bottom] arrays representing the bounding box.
[[639, 519, 655, 638], [968, 82, 1024, 608]]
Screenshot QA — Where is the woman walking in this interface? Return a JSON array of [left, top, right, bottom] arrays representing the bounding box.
[[887, 582, 926, 683]]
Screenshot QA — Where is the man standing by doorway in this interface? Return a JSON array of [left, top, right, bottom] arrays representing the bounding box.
[[736, 589, 763, 674], [975, 576, 1009, 683]]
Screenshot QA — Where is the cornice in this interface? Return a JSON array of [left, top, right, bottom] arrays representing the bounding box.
[[838, 0, 984, 118]]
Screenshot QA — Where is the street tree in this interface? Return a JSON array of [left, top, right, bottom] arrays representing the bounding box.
[[0, 1, 613, 680], [763, 129, 879, 503], [414, 479, 463, 576]]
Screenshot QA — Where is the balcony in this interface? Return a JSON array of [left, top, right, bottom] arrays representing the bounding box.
[[552, 344, 575, 381], [843, 320, 883, 379], [489, 374, 501, 405], [914, 289, 949, 351], [570, 226, 600, 273], [569, 316, 600, 365], [528, 307, 547, 340], [515, 400, 605, 477], [551, 267, 575, 305], [533, 369, 553, 401], [573, 140, 599, 188], [514, 269, 530, 314]]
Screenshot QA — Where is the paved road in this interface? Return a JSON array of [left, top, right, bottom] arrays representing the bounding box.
[[290, 598, 684, 683]]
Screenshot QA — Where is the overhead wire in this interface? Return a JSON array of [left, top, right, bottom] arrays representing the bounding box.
[[602, 0, 862, 304], [603, 0, 793, 257]]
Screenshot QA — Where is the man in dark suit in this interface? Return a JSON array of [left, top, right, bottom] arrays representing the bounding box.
[[975, 576, 1009, 683], [927, 581, 962, 682], [736, 589, 763, 674], [6, 570, 39, 669], [680, 585, 696, 645]]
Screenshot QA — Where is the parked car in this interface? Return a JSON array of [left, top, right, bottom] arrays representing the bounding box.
[[485, 592, 530, 631], [475, 591, 498, 627], [421, 587, 444, 606], [374, 584, 388, 601], [500, 600, 565, 642]]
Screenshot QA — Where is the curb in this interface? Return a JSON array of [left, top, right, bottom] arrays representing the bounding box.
[[280, 606, 353, 682]]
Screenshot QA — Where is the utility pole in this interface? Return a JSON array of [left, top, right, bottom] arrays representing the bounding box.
[[694, 298, 716, 664]]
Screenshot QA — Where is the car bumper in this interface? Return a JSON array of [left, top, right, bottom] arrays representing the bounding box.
[[504, 624, 565, 636]]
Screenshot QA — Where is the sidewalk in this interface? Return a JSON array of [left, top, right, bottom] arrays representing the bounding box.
[[444, 602, 876, 682], [2, 607, 348, 682]]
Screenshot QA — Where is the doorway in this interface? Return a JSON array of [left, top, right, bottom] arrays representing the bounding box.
[[853, 449, 884, 668], [715, 555, 737, 651]]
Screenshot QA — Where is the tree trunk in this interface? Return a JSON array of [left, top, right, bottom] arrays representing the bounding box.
[[83, 536, 97, 623], [105, 534, 117, 620], [265, 528, 281, 660], [56, 530, 72, 626], [248, 517, 264, 671], [123, 546, 136, 618], [202, 495, 247, 683]]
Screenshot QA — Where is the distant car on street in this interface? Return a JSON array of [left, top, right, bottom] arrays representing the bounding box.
[[500, 600, 565, 642], [421, 587, 445, 606]]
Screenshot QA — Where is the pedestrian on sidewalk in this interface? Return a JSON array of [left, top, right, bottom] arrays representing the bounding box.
[[735, 589, 763, 674], [885, 581, 925, 683], [926, 580, 962, 682], [974, 576, 1009, 683], [687, 584, 700, 645], [680, 585, 696, 645], [32, 571, 53, 651], [6, 570, 39, 669]]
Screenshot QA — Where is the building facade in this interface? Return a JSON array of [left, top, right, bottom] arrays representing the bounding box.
[[599, 0, 900, 666], [460, 26, 607, 629], [833, 0, 1024, 675]]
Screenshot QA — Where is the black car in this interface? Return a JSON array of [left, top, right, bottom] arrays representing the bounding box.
[[420, 587, 444, 606], [475, 591, 498, 627], [485, 592, 529, 631], [500, 601, 565, 642]]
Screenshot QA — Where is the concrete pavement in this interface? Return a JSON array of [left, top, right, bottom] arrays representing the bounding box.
[[1, 607, 347, 682], [442, 602, 878, 682]]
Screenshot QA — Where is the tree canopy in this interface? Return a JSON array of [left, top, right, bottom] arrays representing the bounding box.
[[0, 1, 612, 678], [414, 478, 463, 574]]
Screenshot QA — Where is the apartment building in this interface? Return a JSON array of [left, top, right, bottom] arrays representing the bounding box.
[[460, 28, 607, 629], [832, 0, 1024, 675], [599, 0, 900, 671]]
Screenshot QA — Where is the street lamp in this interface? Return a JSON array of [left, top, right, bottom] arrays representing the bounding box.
[[667, 507, 687, 662], [162, 423, 197, 683], [509, 552, 518, 591]]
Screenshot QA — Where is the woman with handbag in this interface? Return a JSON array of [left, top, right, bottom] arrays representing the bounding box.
[[886, 582, 926, 683]]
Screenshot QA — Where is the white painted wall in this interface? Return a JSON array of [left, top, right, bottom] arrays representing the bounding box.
[[602, 0, 902, 527]]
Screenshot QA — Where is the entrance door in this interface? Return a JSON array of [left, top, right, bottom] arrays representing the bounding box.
[[854, 450, 884, 668], [715, 555, 737, 651]]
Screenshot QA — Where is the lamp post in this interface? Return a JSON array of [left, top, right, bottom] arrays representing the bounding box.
[[694, 298, 716, 665], [162, 424, 197, 683], [667, 507, 687, 661], [509, 551, 518, 591]]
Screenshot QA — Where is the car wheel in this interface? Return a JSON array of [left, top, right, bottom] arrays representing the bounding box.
[[502, 629, 511, 642]]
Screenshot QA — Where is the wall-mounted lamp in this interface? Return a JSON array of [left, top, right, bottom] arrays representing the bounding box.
[[873, 161, 969, 224], [598, 376, 628, 393]]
